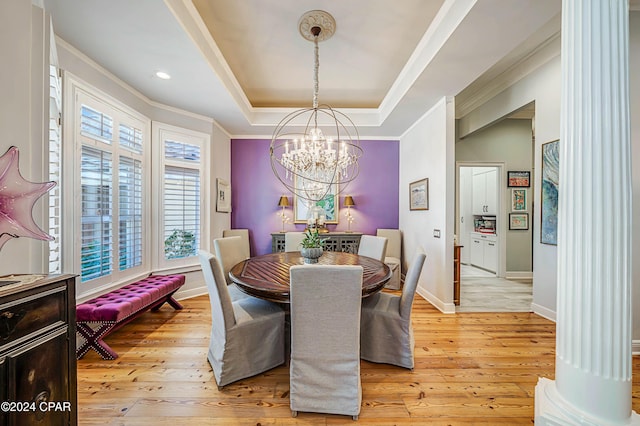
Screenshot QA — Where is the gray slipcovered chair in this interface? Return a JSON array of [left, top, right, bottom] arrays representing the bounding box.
[[357, 234, 388, 262], [289, 265, 363, 420], [360, 249, 426, 369], [198, 250, 285, 388], [284, 231, 305, 252], [376, 229, 402, 289], [222, 228, 250, 258], [213, 236, 249, 301]]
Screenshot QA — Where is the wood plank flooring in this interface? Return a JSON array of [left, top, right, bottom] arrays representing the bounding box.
[[76, 292, 640, 425]]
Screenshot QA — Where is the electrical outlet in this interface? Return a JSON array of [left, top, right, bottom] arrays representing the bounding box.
[[433, 229, 441, 238]]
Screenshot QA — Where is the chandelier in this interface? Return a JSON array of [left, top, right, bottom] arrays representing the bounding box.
[[270, 10, 362, 203]]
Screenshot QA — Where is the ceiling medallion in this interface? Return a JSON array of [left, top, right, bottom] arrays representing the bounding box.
[[298, 10, 336, 42]]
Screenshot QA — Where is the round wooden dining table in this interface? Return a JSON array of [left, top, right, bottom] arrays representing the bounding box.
[[229, 251, 392, 303]]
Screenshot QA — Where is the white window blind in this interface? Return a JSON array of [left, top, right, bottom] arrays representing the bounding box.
[[48, 64, 62, 274], [73, 87, 148, 286], [81, 105, 113, 142], [80, 146, 113, 282], [163, 145, 201, 260], [118, 156, 142, 270]]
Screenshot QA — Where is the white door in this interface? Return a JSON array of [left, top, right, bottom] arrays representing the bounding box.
[[485, 169, 498, 215], [472, 172, 486, 215], [484, 240, 497, 272]]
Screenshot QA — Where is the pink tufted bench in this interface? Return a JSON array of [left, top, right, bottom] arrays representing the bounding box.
[[75, 274, 185, 360]]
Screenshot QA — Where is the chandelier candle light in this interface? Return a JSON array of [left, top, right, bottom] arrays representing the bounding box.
[[270, 10, 362, 204]]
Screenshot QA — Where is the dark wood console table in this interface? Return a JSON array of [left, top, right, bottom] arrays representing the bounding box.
[[0, 274, 77, 426], [229, 251, 391, 303], [271, 231, 362, 253]]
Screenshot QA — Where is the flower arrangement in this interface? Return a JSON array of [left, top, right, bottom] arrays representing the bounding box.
[[301, 228, 326, 249]]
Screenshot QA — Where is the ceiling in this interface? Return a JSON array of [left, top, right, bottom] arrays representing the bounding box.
[[43, 0, 564, 138]]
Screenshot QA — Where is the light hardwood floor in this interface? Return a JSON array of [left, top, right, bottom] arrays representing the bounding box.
[[77, 292, 640, 425], [459, 265, 533, 312]]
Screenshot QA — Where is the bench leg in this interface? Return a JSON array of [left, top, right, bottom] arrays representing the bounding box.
[[76, 322, 119, 360], [150, 292, 183, 312]]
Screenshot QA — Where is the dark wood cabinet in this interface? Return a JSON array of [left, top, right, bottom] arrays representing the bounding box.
[[0, 274, 77, 426], [454, 245, 462, 306], [271, 232, 363, 253]]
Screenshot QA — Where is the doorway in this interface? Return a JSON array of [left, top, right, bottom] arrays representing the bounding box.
[[454, 108, 535, 312]]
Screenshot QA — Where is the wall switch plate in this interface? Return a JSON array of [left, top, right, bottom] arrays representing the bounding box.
[[433, 229, 441, 238]]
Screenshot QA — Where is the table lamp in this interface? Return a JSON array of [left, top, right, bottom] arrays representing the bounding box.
[[344, 195, 355, 232], [277, 195, 290, 232]]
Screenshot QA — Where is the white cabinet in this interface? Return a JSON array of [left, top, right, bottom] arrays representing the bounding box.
[[469, 232, 497, 273], [472, 168, 497, 215]]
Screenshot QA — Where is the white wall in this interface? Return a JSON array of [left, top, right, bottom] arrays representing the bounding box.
[[457, 51, 561, 320], [0, 2, 53, 275], [399, 97, 456, 313]]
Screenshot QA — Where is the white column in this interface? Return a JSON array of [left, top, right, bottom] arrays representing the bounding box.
[[535, 0, 640, 425]]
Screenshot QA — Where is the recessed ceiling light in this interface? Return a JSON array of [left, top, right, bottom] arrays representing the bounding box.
[[155, 71, 171, 80]]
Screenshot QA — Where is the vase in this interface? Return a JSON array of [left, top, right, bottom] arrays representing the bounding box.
[[300, 247, 323, 264]]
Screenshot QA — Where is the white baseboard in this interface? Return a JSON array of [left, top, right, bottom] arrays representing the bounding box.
[[416, 286, 456, 314], [505, 271, 533, 280], [632, 340, 640, 355], [175, 286, 207, 301], [531, 303, 556, 322]]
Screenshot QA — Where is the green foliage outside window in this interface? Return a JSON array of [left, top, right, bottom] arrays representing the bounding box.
[[165, 229, 196, 259]]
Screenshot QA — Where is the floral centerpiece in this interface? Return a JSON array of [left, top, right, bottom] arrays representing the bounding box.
[[300, 228, 325, 264]]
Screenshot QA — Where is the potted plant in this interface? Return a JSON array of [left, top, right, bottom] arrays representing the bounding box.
[[300, 228, 326, 264]]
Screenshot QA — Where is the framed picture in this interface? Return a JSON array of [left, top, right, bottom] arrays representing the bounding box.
[[541, 140, 559, 245], [216, 178, 231, 213], [294, 183, 338, 223], [409, 178, 429, 211], [509, 213, 529, 230], [507, 171, 531, 187], [511, 189, 527, 212]]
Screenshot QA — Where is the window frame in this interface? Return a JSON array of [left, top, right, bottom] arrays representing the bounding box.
[[152, 122, 210, 271], [63, 75, 151, 293]]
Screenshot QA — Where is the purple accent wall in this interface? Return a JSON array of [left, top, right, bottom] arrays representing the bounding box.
[[231, 139, 399, 255]]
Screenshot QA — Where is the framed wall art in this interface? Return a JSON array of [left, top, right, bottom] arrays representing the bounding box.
[[509, 213, 529, 230], [511, 189, 527, 212], [216, 178, 231, 213], [541, 140, 559, 245], [294, 183, 338, 224], [409, 178, 429, 211], [507, 171, 531, 187]]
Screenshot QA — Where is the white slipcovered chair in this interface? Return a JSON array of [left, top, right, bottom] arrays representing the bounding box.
[[289, 265, 363, 420], [198, 250, 285, 388], [213, 236, 250, 301], [360, 249, 426, 369], [357, 234, 388, 262], [284, 231, 305, 252], [222, 228, 250, 259], [376, 229, 402, 289]]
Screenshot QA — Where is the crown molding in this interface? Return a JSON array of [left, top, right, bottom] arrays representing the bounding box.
[[455, 31, 560, 119]]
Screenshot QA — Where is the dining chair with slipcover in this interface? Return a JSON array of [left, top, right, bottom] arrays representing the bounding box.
[[222, 228, 251, 259], [357, 234, 388, 262], [284, 231, 305, 252], [198, 250, 285, 388], [213, 236, 250, 301], [289, 264, 363, 420], [376, 229, 402, 289], [359, 249, 426, 369]]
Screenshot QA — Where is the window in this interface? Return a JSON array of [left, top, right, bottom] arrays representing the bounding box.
[[68, 84, 149, 286], [63, 77, 210, 294], [154, 123, 209, 269]]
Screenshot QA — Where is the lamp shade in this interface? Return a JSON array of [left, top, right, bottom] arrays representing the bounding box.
[[278, 196, 290, 207], [344, 195, 355, 207]]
